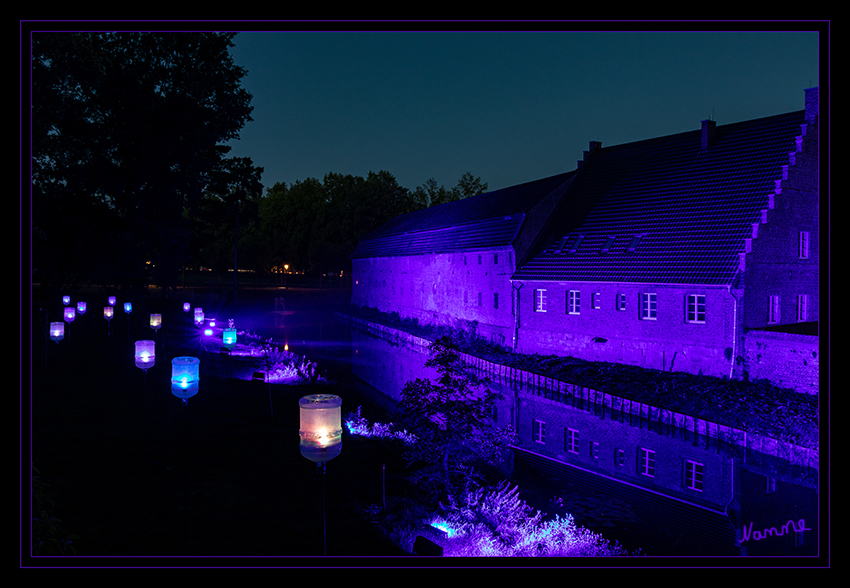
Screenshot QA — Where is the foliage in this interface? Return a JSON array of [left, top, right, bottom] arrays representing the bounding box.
[[397, 336, 516, 508], [433, 482, 629, 557], [344, 406, 417, 444], [32, 32, 262, 290], [32, 466, 78, 556]]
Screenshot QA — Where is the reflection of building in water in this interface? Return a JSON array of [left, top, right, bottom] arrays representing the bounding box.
[[345, 317, 818, 556]]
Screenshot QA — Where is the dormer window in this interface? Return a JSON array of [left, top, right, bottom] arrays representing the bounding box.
[[627, 235, 642, 252], [601, 236, 615, 253], [568, 235, 584, 253]]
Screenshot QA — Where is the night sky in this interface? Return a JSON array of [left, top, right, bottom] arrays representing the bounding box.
[[224, 29, 820, 194]]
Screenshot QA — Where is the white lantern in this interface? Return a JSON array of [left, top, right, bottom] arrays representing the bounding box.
[[64, 306, 76, 323], [108, 296, 116, 306], [183, 302, 191, 313], [222, 328, 237, 348], [150, 313, 162, 331], [49, 322, 64, 343], [171, 356, 200, 401], [62, 295, 70, 306], [104, 306, 113, 321], [299, 394, 343, 463], [194, 309, 204, 327], [135, 340, 156, 370], [77, 301, 87, 314], [124, 302, 132, 314]]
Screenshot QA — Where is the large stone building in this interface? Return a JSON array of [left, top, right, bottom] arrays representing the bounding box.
[[351, 87, 819, 393]]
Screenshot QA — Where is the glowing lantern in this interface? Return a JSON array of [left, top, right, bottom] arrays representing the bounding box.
[[150, 313, 162, 332], [194, 311, 204, 327], [183, 302, 191, 313], [135, 340, 156, 370], [64, 306, 76, 323], [222, 328, 237, 348], [49, 322, 64, 343], [62, 296, 70, 306], [171, 356, 200, 401], [124, 302, 132, 314], [108, 296, 116, 306], [104, 306, 113, 321], [209, 319, 216, 327], [299, 394, 343, 463], [77, 301, 87, 314]]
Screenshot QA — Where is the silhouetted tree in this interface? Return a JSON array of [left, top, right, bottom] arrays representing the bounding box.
[[32, 32, 262, 292]]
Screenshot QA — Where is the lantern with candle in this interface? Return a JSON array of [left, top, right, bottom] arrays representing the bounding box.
[[77, 301, 87, 315], [62, 295, 70, 306], [299, 394, 343, 463], [150, 313, 162, 332], [49, 322, 64, 343], [124, 302, 132, 314], [135, 340, 156, 370], [64, 306, 76, 323], [108, 296, 116, 307], [104, 306, 113, 321], [171, 356, 200, 402]]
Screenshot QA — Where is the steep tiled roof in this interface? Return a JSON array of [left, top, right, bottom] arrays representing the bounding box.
[[513, 111, 808, 285], [350, 171, 576, 259]]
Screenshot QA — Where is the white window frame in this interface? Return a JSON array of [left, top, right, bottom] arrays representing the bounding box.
[[592, 292, 601, 309], [534, 289, 547, 312], [617, 293, 627, 311], [639, 447, 656, 477], [684, 460, 704, 491], [566, 428, 579, 454], [641, 292, 657, 320], [799, 231, 810, 259], [615, 449, 625, 467], [797, 294, 808, 322], [686, 294, 706, 323], [768, 295, 780, 324], [533, 419, 546, 444], [567, 290, 580, 314], [591, 441, 600, 459]]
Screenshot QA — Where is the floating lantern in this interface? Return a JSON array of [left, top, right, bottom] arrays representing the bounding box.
[[77, 301, 87, 314], [104, 306, 113, 321], [108, 296, 116, 306], [299, 394, 343, 463], [150, 313, 162, 332], [49, 322, 64, 343], [222, 328, 237, 348], [183, 302, 191, 313], [171, 356, 200, 401], [64, 306, 76, 323], [135, 340, 156, 370], [62, 296, 70, 306], [124, 302, 132, 314]]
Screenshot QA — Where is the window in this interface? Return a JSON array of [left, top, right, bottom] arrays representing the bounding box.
[[639, 448, 656, 477], [478, 254, 482, 265], [601, 236, 615, 253], [617, 293, 627, 311], [534, 289, 547, 312], [592, 292, 601, 309], [799, 231, 810, 259], [567, 290, 580, 314], [533, 420, 546, 444], [568, 235, 584, 253], [684, 460, 704, 491], [686, 294, 706, 323], [566, 428, 579, 454], [797, 294, 808, 322], [477, 292, 482, 307], [591, 442, 600, 459], [493, 292, 499, 309], [494, 253, 499, 264], [766, 476, 777, 494], [464, 291, 468, 305], [615, 449, 625, 467], [641, 293, 657, 320], [768, 295, 780, 324], [627, 235, 642, 252]]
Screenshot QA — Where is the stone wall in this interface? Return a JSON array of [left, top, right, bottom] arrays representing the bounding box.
[[744, 330, 819, 395]]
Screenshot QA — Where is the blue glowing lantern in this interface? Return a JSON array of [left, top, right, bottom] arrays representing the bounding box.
[[124, 302, 132, 314], [183, 302, 191, 313], [150, 313, 162, 332], [77, 301, 87, 315], [108, 296, 116, 306], [103, 306, 113, 321], [135, 340, 156, 370], [49, 322, 64, 343], [299, 394, 343, 463], [62, 295, 70, 306], [222, 327, 237, 348], [171, 356, 200, 402], [64, 306, 76, 323], [194, 308, 204, 327]]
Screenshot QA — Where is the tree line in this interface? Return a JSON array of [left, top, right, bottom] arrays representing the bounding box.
[[30, 31, 487, 294]]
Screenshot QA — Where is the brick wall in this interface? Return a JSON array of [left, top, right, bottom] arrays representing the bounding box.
[[744, 330, 819, 395]]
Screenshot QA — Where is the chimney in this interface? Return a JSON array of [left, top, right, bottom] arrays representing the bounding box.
[[805, 86, 818, 123], [701, 119, 716, 150], [578, 140, 602, 167]]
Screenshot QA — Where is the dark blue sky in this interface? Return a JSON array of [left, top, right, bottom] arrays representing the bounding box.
[[224, 30, 820, 194]]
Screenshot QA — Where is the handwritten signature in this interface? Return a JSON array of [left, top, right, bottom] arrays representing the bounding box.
[[741, 518, 811, 542]]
